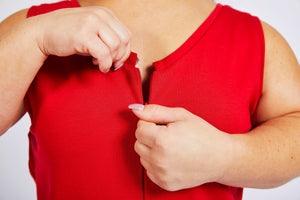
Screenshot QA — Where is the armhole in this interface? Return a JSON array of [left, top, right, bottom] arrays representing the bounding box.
[[24, 91, 33, 121], [24, 5, 37, 117], [23, 6, 36, 117], [24, 5, 38, 119], [250, 17, 265, 118]]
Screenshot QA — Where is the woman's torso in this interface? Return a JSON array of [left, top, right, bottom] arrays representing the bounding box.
[[25, 0, 264, 199]]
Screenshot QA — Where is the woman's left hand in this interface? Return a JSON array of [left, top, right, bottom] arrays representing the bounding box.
[[130, 104, 234, 191]]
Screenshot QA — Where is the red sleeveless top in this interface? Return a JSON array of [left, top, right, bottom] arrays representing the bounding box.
[[26, 0, 264, 199]]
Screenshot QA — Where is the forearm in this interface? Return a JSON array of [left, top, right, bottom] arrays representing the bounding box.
[[219, 112, 300, 188], [0, 18, 46, 134]]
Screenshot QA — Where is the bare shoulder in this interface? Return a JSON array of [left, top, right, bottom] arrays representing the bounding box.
[[252, 21, 300, 125], [261, 21, 299, 67], [0, 9, 29, 133], [0, 8, 29, 35]]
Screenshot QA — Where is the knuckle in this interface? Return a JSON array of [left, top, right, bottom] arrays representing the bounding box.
[[136, 121, 144, 132], [153, 134, 167, 150], [147, 170, 174, 191], [109, 38, 121, 52], [151, 156, 165, 171], [121, 32, 131, 45], [75, 18, 96, 38], [98, 7, 114, 16], [175, 107, 189, 119], [146, 105, 160, 118], [115, 46, 130, 63], [93, 7, 115, 21], [74, 23, 88, 39], [158, 176, 178, 191], [135, 128, 141, 140], [137, 120, 143, 128], [158, 176, 174, 191], [134, 141, 139, 153], [99, 48, 111, 59], [81, 12, 99, 25], [163, 185, 177, 192], [135, 121, 148, 139]]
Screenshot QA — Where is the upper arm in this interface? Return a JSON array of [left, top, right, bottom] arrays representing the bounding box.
[[252, 21, 300, 125], [0, 9, 29, 134]]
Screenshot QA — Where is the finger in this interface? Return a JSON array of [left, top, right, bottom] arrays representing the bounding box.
[[97, 23, 123, 61], [140, 157, 153, 171], [111, 41, 129, 69], [92, 57, 99, 65], [146, 170, 163, 189], [134, 140, 151, 160], [129, 104, 189, 124], [98, 7, 132, 43], [135, 120, 163, 147], [113, 42, 131, 70], [86, 35, 112, 73], [94, 9, 131, 68]]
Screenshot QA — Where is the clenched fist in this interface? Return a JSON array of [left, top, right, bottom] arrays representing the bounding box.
[[129, 104, 234, 191], [32, 6, 131, 72]]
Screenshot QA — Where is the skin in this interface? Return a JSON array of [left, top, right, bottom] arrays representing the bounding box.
[[1, 0, 300, 192]]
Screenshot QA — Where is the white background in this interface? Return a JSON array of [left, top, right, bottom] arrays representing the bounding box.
[[0, 0, 299, 199]]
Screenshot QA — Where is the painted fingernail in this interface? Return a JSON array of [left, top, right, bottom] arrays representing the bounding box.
[[104, 69, 110, 74], [113, 63, 124, 71], [128, 104, 144, 111]]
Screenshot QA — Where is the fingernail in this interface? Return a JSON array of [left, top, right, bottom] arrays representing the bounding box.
[[92, 59, 99, 65], [128, 104, 144, 111], [113, 63, 124, 71], [104, 69, 110, 74]]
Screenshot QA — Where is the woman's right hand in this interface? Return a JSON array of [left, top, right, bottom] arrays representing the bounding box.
[[33, 7, 132, 73]]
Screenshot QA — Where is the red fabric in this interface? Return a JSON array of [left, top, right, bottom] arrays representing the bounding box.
[[25, 0, 264, 199]]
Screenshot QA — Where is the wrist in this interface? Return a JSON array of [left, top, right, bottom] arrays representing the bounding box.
[[9, 17, 48, 73], [17, 15, 48, 62], [29, 17, 48, 60], [215, 132, 246, 185]]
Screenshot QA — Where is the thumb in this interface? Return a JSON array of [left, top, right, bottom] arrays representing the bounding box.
[[128, 104, 188, 124]]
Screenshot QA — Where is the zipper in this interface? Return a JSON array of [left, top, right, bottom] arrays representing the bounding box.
[[131, 58, 146, 200]]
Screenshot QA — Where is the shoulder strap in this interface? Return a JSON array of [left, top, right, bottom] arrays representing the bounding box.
[[27, 0, 80, 18]]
